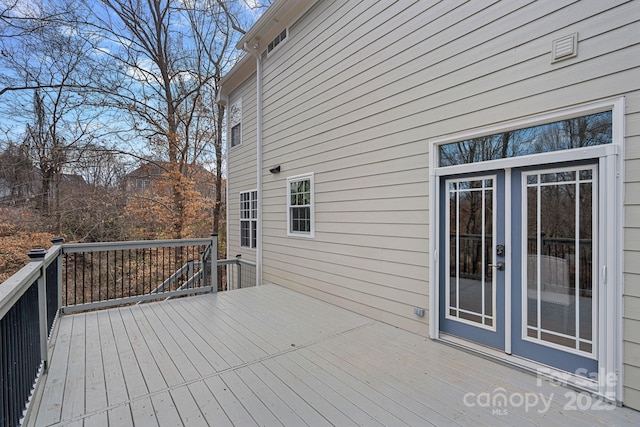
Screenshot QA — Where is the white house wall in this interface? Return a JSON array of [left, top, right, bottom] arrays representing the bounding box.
[[228, 0, 640, 409], [227, 72, 258, 262]]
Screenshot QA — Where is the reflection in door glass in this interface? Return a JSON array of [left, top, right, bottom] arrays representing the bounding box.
[[439, 111, 611, 166], [525, 167, 596, 355], [447, 177, 495, 329]]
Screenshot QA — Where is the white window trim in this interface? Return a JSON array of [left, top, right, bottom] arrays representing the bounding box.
[[428, 96, 624, 401], [286, 172, 315, 238], [444, 175, 498, 332], [267, 28, 288, 57], [229, 98, 242, 149], [240, 189, 257, 249]]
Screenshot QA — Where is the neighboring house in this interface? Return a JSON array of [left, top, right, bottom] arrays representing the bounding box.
[[218, 0, 640, 410], [0, 167, 85, 206], [123, 161, 218, 198]]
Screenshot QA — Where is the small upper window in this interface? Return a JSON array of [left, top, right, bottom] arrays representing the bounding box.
[[229, 99, 242, 147], [287, 173, 314, 238], [267, 29, 288, 55]]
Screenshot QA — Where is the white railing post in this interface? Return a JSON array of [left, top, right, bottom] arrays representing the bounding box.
[[28, 249, 49, 371], [236, 254, 242, 290], [211, 234, 218, 293]]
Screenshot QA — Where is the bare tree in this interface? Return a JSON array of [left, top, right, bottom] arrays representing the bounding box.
[[183, 0, 244, 240], [81, 0, 246, 238], [1, 1, 100, 232], [0, 0, 83, 95], [0, 0, 260, 244]]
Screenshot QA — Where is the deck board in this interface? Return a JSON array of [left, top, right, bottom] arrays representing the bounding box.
[[29, 284, 640, 426], [109, 309, 149, 400], [84, 312, 108, 413], [137, 303, 202, 382], [60, 314, 86, 421], [187, 381, 234, 427], [129, 397, 159, 427], [261, 357, 360, 427], [246, 363, 332, 427], [233, 365, 310, 427], [149, 392, 182, 426], [34, 307, 72, 426], [97, 309, 129, 407], [82, 411, 108, 427], [128, 304, 186, 387], [219, 370, 285, 426], [118, 307, 168, 394], [108, 403, 133, 426], [203, 375, 260, 427], [310, 343, 462, 426], [161, 298, 241, 368], [168, 386, 209, 427]]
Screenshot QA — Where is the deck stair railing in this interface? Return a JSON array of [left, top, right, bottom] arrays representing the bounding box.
[[60, 236, 216, 314], [0, 233, 259, 427], [218, 255, 257, 291]]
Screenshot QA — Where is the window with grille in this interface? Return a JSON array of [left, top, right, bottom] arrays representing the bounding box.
[[240, 190, 257, 248], [287, 173, 314, 238]]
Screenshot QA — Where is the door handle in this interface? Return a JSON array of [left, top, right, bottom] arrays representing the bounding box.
[[488, 262, 505, 271]]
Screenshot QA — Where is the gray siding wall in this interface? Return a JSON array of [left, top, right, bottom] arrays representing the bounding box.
[[625, 89, 640, 408], [227, 72, 258, 263], [229, 0, 640, 408]]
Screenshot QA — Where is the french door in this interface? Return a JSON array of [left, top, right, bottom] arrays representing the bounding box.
[[439, 163, 598, 376]]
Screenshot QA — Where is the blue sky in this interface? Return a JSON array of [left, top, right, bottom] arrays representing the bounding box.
[[0, 0, 269, 173]]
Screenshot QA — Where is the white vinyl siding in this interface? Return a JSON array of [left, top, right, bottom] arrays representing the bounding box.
[[227, 74, 257, 262], [228, 0, 640, 408], [624, 90, 640, 409]]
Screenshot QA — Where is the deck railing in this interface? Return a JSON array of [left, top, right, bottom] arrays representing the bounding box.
[[60, 237, 216, 314], [0, 234, 256, 427], [219, 255, 257, 290], [0, 240, 62, 427]]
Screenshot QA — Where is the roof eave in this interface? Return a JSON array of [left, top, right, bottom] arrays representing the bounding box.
[[218, 0, 318, 103]]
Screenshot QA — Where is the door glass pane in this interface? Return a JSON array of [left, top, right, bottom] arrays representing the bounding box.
[[579, 180, 593, 342], [447, 177, 495, 329], [527, 186, 538, 332], [539, 182, 576, 337], [524, 167, 595, 355]]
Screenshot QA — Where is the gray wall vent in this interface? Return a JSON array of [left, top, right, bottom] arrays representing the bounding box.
[[552, 33, 578, 63]]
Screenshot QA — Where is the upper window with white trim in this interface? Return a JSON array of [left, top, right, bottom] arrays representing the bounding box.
[[240, 189, 257, 248], [438, 111, 612, 167], [267, 29, 288, 55], [229, 99, 242, 148], [287, 173, 314, 237]]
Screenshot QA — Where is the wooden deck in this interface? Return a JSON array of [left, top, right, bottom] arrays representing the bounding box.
[[28, 284, 640, 426]]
